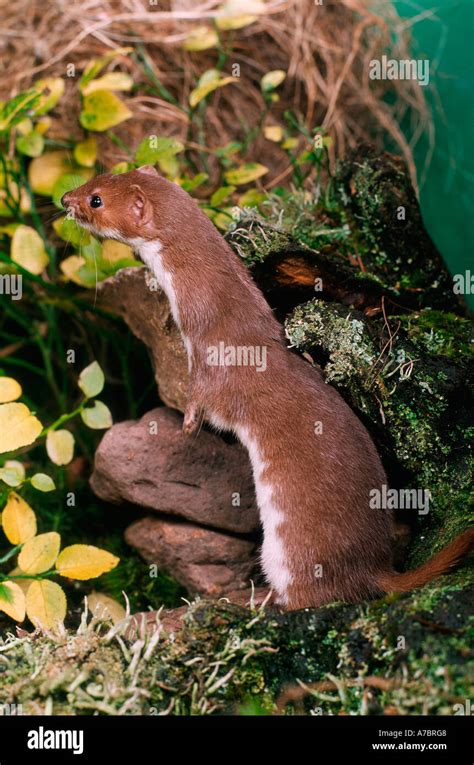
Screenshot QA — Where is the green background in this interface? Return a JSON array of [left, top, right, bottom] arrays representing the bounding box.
[[387, 0, 473, 307]]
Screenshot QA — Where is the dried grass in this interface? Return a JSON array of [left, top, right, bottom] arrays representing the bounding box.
[[0, 0, 432, 189]]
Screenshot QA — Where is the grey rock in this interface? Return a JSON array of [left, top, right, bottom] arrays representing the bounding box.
[[90, 407, 259, 534], [125, 515, 257, 596]]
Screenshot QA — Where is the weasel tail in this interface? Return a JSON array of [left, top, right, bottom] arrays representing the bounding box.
[[377, 528, 474, 593]]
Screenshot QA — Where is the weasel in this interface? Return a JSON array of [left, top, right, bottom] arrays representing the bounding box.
[[62, 165, 473, 609]]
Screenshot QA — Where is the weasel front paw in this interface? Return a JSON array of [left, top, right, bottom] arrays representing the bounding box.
[[182, 404, 200, 435]]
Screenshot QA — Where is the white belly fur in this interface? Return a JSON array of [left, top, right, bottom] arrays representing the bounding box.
[[210, 413, 292, 603], [134, 238, 192, 368]]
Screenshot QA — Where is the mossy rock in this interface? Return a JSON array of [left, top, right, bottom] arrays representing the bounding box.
[[285, 299, 473, 565]]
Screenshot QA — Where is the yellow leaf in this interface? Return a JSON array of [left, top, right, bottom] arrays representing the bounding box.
[[216, 1, 265, 30], [16, 118, 33, 135], [0, 180, 31, 217], [81, 72, 133, 96], [18, 532, 61, 574], [28, 151, 68, 196], [238, 188, 266, 206], [224, 162, 268, 185], [282, 137, 298, 150], [46, 430, 74, 466], [80, 48, 133, 90], [216, 14, 257, 30], [0, 402, 42, 454], [28, 151, 94, 196], [87, 591, 126, 624], [2, 492, 36, 544], [30, 473, 55, 492], [101, 240, 134, 264], [34, 77, 65, 115], [0, 581, 26, 622], [36, 117, 52, 135], [26, 580, 66, 630], [28, 151, 69, 195], [189, 73, 237, 108], [0, 377, 22, 403], [60, 254, 87, 285], [111, 162, 130, 175], [73, 136, 97, 168], [11, 225, 49, 275], [263, 125, 283, 142], [261, 69, 286, 92], [183, 26, 219, 51], [56, 544, 119, 580], [80, 90, 132, 132]]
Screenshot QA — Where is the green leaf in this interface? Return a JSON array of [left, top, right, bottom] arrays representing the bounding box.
[[210, 186, 236, 206], [78, 361, 104, 398], [80, 90, 132, 132], [224, 163, 268, 185], [52, 173, 88, 210], [178, 172, 209, 192], [31, 473, 56, 492], [238, 188, 266, 207], [15, 131, 44, 158], [135, 136, 184, 166], [0, 89, 40, 132], [80, 401, 112, 430], [53, 216, 91, 246]]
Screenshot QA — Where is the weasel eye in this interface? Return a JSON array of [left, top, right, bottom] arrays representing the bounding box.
[[90, 195, 103, 209]]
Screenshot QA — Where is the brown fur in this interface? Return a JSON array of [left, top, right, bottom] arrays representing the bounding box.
[[62, 167, 473, 610]]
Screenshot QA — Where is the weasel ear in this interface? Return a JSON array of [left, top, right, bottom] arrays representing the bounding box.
[[130, 184, 153, 225], [136, 164, 159, 177]]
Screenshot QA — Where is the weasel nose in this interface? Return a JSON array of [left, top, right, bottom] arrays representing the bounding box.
[[61, 193, 70, 208]]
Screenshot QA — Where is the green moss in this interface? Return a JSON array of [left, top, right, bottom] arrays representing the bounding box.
[[333, 144, 458, 311], [285, 298, 473, 567], [0, 574, 471, 716], [286, 299, 376, 385], [397, 309, 473, 361]]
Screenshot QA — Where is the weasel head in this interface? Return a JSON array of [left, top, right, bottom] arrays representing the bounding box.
[[61, 165, 174, 244]]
